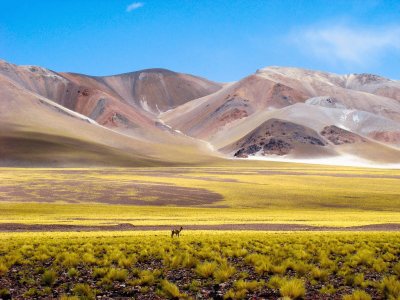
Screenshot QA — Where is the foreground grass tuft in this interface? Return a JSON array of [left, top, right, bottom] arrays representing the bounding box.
[[195, 261, 218, 278], [41, 270, 57, 286], [213, 264, 236, 283], [279, 278, 306, 299], [343, 290, 372, 300], [159, 279, 185, 299], [73, 283, 95, 299]]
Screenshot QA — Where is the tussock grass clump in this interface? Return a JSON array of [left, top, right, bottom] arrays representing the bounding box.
[[105, 268, 128, 282], [187, 279, 201, 292], [159, 279, 185, 299], [23, 288, 40, 298], [139, 270, 159, 286], [0, 263, 8, 276], [33, 251, 50, 262], [0, 289, 11, 299], [319, 284, 336, 295], [57, 252, 80, 268], [223, 288, 247, 300], [164, 252, 197, 269], [255, 260, 272, 274], [343, 290, 372, 300], [129, 269, 161, 286], [372, 258, 388, 273], [382, 252, 396, 262], [393, 262, 400, 277], [345, 274, 356, 286], [118, 256, 136, 268], [67, 268, 79, 277], [234, 279, 264, 292], [267, 275, 285, 289], [311, 267, 329, 281], [93, 267, 108, 279], [60, 296, 79, 300], [353, 273, 365, 287], [351, 249, 375, 267], [293, 261, 310, 276], [245, 253, 272, 274], [195, 261, 218, 278], [271, 264, 286, 275], [72, 283, 96, 299], [41, 270, 57, 286], [279, 278, 305, 299], [82, 253, 97, 265], [213, 264, 236, 283], [380, 276, 400, 299]]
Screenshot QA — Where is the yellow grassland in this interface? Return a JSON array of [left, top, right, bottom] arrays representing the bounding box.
[[0, 161, 399, 227]]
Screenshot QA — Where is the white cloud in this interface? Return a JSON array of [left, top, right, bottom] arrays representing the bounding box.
[[126, 2, 144, 12], [290, 24, 400, 66]]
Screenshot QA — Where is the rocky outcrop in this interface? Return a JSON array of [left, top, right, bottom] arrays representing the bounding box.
[[368, 131, 400, 146], [305, 96, 347, 109], [321, 125, 366, 145], [230, 119, 327, 157]]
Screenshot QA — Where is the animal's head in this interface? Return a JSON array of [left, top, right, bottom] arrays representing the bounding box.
[[180, 226, 183, 230]]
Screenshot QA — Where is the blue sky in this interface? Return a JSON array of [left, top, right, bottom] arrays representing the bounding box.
[[1, 0, 399, 81]]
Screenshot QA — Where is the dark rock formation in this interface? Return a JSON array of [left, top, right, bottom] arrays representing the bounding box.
[[321, 125, 366, 145]]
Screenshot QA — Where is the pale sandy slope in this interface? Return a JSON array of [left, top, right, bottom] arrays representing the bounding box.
[[0, 60, 224, 166], [0, 73, 219, 166], [0, 60, 222, 134]]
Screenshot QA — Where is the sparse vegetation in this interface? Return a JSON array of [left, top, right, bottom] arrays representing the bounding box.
[[41, 270, 57, 286], [104, 268, 128, 282], [380, 276, 400, 299], [0, 263, 8, 275], [0, 166, 399, 228], [0, 166, 399, 298], [279, 278, 306, 299], [72, 283, 95, 299], [213, 263, 236, 283], [195, 261, 218, 278], [0, 289, 11, 299], [343, 290, 372, 300], [0, 231, 398, 299], [159, 279, 185, 299]]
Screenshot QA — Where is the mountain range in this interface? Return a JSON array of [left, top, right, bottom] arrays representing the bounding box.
[[1, 59, 399, 167]]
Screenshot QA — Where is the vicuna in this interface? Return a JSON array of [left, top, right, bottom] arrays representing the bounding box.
[[171, 226, 183, 238]]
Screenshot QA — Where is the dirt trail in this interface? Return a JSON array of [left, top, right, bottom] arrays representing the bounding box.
[[0, 223, 399, 232]]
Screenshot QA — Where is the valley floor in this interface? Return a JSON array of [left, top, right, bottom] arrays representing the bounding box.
[[0, 223, 400, 233], [0, 161, 399, 228], [0, 162, 399, 299]]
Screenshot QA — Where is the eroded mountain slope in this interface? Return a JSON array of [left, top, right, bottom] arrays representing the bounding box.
[[0, 73, 219, 166]]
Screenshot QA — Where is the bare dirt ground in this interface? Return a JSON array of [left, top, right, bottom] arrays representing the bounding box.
[[0, 223, 399, 232], [0, 180, 223, 206]]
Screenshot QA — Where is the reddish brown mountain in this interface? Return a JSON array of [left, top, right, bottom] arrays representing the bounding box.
[[1, 59, 400, 167]]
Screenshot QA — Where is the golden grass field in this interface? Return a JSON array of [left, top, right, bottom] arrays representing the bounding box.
[[0, 160, 399, 227], [0, 231, 399, 299], [1, 161, 400, 299]]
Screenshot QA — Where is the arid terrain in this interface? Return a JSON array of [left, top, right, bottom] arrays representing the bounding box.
[[1, 60, 400, 299], [1, 164, 399, 228], [1, 59, 400, 167], [0, 232, 399, 299]]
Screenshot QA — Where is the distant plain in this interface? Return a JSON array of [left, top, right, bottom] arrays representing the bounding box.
[[1, 160, 399, 229]]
